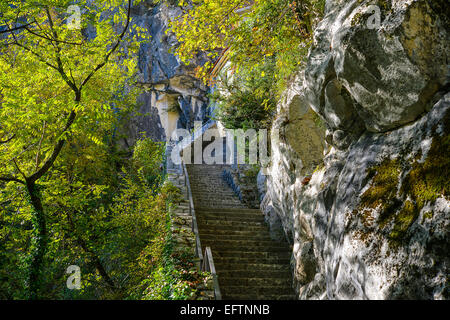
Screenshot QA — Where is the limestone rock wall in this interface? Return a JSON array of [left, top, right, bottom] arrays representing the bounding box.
[[262, 0, 449, 299], [121, 1, 211, 147]]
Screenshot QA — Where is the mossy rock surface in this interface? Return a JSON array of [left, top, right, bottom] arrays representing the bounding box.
[[353, 108, 449, 246]]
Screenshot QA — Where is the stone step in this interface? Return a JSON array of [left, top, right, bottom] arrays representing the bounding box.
[[192, 193, 237, 198], [197, 210, 262, 216], [201, 239, 289, 250], [190, 178, 228, 181], [214, 256, 291, 265], [189, 179, 227, 182], [197, 215, 265, 223], [199, 226, 270, 235], [193, 197, 242, 202], [190, 179, 227, 182], [194, 202, 244, 207], [218, 277, 292, 287], [191, 192, 240, 197], [189, 176, 229, 179], [189, 176, 228, 179], [189, 178, 227, 180], [195, 204, 247, 209], [192, 192, 240, 202], [217, 270, 291, 279], [196, 208, 262, 214], [198, 219, 267, 227], [193, 198, 244, 202], [199, 233, 276, 241], [190, 179, 227, 181], [198, 228, 269, 236], [190, 182, 226, 185], [192, 195, 237, 199], [191, 193, 239, 198], [189, 175, 227, 179], [220, 285, 295, 296], [182, 163, 294, 300], [188, 172, 229, 175], [212, 251, 291, 260], [206, 245, 289, 253], [214, 263, 291, 272], [187, 165, 230, 170], [197, 224, 269, 232]]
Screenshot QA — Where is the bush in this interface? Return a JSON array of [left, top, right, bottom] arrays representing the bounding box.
[[0, 135, 204, 300], [211, 60, 277, 130]]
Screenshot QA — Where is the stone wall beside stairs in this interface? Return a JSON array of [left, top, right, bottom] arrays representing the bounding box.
[[166, 165, 215, 300]]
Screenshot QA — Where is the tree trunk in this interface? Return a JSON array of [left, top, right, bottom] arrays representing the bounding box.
[[25, 181, 47, 300]]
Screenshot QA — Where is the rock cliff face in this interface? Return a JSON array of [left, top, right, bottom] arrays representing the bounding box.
[[262, 0, 449, 299], [121, 1, 210, 147]]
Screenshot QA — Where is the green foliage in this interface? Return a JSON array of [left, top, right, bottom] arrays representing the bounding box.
[[169, 0, 325, 129], [106, 152, 177, 299], [0, 1, 199, 300], [0, 0, 146, 183], [0, 132, 197, 299], [210, 60, 277, 129], [239, 165, 260, 185], [140, 247, 207, 300], [107, 146, 203, 300], [169, 0, 325, 90], [132, 138, 166, 187]]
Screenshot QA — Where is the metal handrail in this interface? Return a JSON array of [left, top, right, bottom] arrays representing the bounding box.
[[182, 162, 203, 266], [203, 246, 222, 300], [181, 147, 221, 300]]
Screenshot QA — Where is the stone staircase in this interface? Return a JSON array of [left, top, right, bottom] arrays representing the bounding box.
[[186, 164, 296, 300]]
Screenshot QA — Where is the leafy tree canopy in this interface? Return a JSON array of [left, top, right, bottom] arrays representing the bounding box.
[[169, 0, 325, 130], [0, 0, 149, 299], [0, 0, 149, 185], [169, 0, 325, 92]]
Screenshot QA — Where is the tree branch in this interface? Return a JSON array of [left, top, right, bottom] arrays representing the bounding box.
[[80, 0, 133, 90], [12, 158, 27, 180], [24, 25, 82, 46], [45, 8, 79, 94], [10, 39, 60, 71], [0, 22, 35, 34], [29, 110, 76, 183], [0, 175, 25, 185], [35, 121, 46, 171], [3, 20, 58, 69], [0, 134, 15, 145]]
